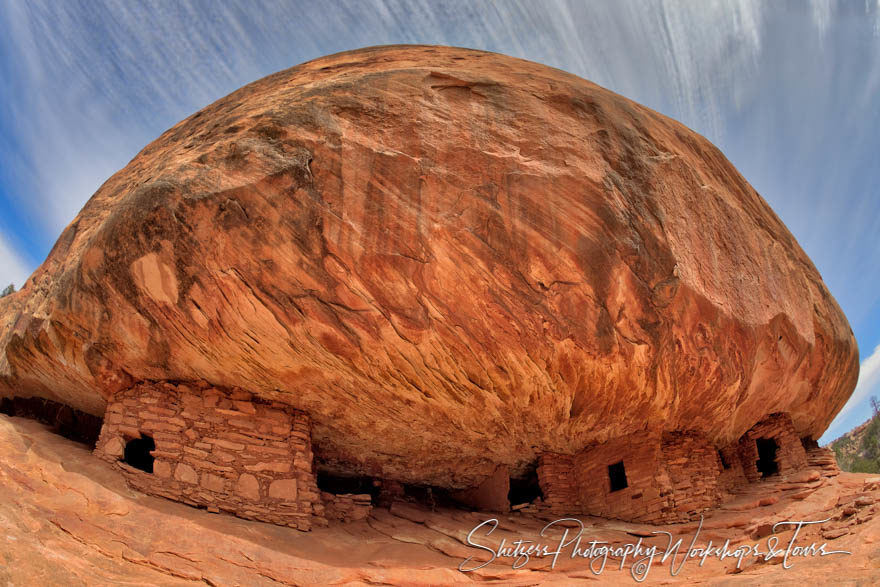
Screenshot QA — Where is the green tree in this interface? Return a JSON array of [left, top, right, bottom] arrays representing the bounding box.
[[0, 283, 14, 298], [830, 397, 880, 473]]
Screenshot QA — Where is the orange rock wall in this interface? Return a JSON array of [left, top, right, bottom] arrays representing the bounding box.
[[94, 382, 326, 530]]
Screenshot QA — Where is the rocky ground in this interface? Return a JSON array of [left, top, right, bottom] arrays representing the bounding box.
[[1, 414, 878, 585]]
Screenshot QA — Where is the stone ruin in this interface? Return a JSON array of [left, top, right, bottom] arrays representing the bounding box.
[[535, 412, 819, 523], [0, 46, 858, 532], [92, 381, 384, 528], [94, 381, 327, 530], [89, 379, 831, 529]]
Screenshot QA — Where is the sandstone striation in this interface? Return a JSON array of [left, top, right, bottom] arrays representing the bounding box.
[[0, 45, 859, 496]]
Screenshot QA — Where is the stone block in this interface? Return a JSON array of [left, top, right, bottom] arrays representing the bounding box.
[[269, 479, 298, 501], [245, 461, 291, 473], [154, 460, 172, 478], [207, 438, 245, 451], [103, 436, 124, 458], [232, 400, 256, 414], [236, 473, 261, 501], [201, 472, 226, 492], [212, 450, 237, 463], [174, 463, 198, 484]]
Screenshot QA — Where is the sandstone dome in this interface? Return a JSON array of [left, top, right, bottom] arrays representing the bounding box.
[[0, 45, 859, 488]]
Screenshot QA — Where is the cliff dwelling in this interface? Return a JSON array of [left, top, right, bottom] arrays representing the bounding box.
[[84, 380, 818, 528], [94, 381, 327, 530], [0, 47, 859, 537], [0, 387, 844, 529]]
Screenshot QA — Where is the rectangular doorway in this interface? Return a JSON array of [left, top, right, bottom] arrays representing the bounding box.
[[755, 437, 779, 478]]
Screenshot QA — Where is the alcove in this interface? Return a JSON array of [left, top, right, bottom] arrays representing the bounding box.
[[508, 462, 543, 506], [317, 472, 379, 500]]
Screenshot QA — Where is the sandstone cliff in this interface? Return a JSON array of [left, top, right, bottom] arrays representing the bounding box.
[[0, 45, 859, 487]]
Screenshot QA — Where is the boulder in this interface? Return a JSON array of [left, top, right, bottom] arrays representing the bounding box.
[[0, 45, 859, 488]]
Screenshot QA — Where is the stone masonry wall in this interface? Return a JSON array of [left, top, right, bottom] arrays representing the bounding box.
[[717, 444, 749, 493], [737, 412, 809, 482], [536, 453, 579, 514], [658, 432, 724, 522], [806, 446, 841, 478], [534, 413, 807, 524], [322, 492, 373, 522], [573, 433, 672, 523], [452, 465, 510, 513], [541, 432, 728, 524], [94, 381, 326, 530]]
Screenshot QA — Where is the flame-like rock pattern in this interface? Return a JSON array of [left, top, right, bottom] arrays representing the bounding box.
[[0, 46, 858, 488]]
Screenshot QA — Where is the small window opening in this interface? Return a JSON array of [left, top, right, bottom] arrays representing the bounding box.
[[718, 450, 731, 469], [755, 437, 779, 478], [608, 460, 628, 492], [124, 435, 155, 473], [508, 462, 543, 506]]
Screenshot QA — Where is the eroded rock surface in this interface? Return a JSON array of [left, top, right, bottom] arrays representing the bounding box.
[[2, 416, 879, 585], [0, 45, 859, 487]]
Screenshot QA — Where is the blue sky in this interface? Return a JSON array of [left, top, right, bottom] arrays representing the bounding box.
[[0, 0, 877, 442]]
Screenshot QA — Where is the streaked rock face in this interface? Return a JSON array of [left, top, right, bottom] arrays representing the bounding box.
[[0, 45, 859, 487]]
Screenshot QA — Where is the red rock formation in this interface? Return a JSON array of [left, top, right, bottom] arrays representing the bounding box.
[[0, 45, 859, 494]]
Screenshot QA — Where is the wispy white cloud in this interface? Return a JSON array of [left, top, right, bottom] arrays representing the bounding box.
[[876, 0, 880, 36], [823, 344, 880, 441], [809, 0, 833, 39], [0, 231, 33, 291], [1, 0, 242, 235]]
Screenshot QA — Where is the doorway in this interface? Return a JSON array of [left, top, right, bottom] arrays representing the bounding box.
[[608, 460, 628, 492], [755, 437, 779, 478]]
